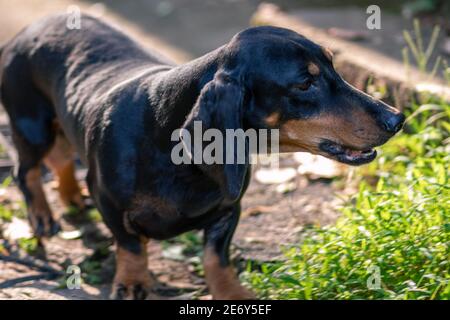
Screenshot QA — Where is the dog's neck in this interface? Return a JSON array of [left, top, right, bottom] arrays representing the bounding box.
[[147, 47, 226, 133]]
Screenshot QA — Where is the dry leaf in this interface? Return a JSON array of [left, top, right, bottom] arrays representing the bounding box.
[[254, 167, 297, 184]]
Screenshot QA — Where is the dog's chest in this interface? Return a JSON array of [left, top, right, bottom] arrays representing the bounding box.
[[125, 165, 226, 239]]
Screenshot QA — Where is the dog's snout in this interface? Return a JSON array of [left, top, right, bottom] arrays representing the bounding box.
[[382, 113, 405, 134], [342, 83, 406, 136]]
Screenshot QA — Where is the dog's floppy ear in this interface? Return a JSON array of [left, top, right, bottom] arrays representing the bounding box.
[[181, 72, 249, 203]]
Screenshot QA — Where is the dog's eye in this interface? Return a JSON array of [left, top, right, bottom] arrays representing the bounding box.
[[293, 80, 312, 91]]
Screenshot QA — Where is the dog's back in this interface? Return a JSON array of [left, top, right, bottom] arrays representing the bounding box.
[[0, 13, 173, 157]]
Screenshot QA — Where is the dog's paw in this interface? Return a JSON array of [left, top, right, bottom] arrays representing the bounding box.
[[110, 282, 154, 300], [31, 216, 61, 238], [111, 242, 158, 300]]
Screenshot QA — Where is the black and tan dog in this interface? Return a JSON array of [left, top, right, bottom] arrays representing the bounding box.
[[0, 14, 404, 299]]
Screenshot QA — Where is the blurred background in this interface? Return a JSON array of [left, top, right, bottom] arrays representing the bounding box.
[[0, 0, 449, 60]]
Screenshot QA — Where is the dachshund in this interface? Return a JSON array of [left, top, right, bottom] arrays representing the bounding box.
[[0, 14, 404, 299]]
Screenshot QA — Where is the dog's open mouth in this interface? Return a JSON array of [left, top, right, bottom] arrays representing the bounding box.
[[319, 140, 377, 165]]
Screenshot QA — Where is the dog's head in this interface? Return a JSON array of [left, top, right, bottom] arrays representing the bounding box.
[[230, 26, 404, 164], [182, 26, 404, 201]]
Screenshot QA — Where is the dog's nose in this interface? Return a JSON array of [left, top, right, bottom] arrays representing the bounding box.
[[383, 113, 405, 134]]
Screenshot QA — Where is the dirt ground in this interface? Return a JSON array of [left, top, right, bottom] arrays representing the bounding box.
[[0, 0, 407, 300], [0, 156, 345, 299]]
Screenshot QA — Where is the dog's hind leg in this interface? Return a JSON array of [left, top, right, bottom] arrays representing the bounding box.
[[203, 205, 255, 300], [44, 125, 84, 210], [11, 128, 60, 238], [2, 67, 60, 237]]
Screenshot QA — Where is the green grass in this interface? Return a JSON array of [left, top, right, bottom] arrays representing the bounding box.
[[242, 97, 450, 299], [0, 175, 38, 253]]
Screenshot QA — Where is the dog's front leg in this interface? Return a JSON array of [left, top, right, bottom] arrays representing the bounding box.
[[203, 205, 255, 300], [103, 207, 154, 299], [111, 238, 155, 300]]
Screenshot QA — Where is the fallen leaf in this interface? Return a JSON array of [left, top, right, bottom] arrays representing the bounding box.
[[59, 229, 82, 240], [162, 245, 185, 261], [276, 182, 297, 194], [254, 167, 297, 184], [295, 152, 343, 179], [3, 217, 33, 240]]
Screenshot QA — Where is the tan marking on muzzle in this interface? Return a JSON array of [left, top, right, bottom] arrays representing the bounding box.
[[279, 110, 383, 153]]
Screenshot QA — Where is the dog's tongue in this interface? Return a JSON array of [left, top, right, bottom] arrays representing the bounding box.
[[345, 149, 363, 157]]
